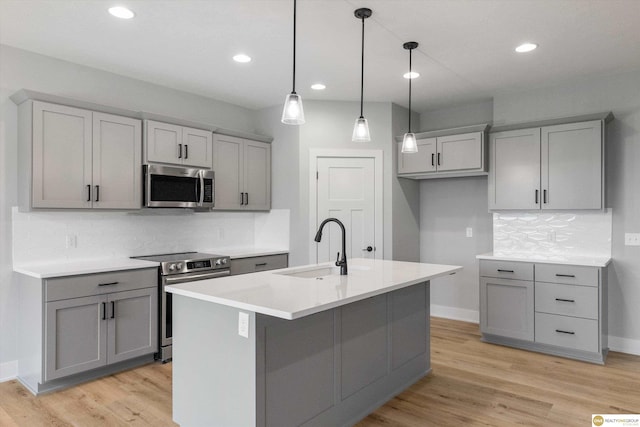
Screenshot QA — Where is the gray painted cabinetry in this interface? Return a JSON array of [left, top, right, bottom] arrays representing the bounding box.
[[213, 134, 271, 211], [144, 120, 213, 168], [17, 100, 142, 210], [17, 268, 158, 394], [479, 259, 608, 364], [230, 253, 288, 275], [397, 124, 489, 179], [489, 114, 612, 210]]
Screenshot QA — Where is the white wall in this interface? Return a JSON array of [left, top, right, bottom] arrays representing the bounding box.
[[493, 69, 640, 352], [420, 99, 493, 132], [0, 45, 260, 374]]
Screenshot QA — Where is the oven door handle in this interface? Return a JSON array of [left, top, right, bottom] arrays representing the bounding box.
[[164, 270, 231, 285]]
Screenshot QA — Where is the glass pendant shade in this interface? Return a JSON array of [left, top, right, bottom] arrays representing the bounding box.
[[352, 116, 371, 142], [281, 92, 305, 124], [401, 132, 418, 153]]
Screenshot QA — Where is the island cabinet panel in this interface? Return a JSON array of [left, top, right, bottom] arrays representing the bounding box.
[[340, 294, 388, 399], [264, 311, 334, 427], [391, 284, 428, 370]]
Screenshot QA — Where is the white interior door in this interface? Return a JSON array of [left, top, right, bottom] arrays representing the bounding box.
[[316, 157, 377, 263]]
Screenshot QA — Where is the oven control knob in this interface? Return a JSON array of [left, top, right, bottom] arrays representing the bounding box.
[[168, 263, 176, 272], [176, 263, 183, 270], [222, 258, 228, 264], [215, 259, 222, 265]]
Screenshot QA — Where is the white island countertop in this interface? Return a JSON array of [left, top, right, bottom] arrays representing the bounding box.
[[166, 258, 461, 320], [476, 252, 611, 267]]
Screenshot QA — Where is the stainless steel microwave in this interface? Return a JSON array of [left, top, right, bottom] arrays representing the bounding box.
[[143, 164, 214, 208]]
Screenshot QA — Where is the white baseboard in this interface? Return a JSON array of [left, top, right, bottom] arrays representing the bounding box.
[[608, 335, 640, 356], [431, 304, 479, 324], [0, 360, 18, 382]]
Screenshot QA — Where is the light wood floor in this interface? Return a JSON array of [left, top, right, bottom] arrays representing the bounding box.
[[1, 317, 639, 426]]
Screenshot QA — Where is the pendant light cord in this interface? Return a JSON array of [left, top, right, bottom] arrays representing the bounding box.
[[292, 0, 297, 94], [408, 47, 412, 132], [359, 14, 365, 118]]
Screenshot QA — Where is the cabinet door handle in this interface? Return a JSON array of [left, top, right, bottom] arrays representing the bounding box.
[[497, 269, 514, 273], [178, 144, 182, 159], [555, 298, 575, 303], [87, 184, 91, 202], [98, 281, 119, 287], [185, 144, 188, 159], [245, 193, 249, 205], [556, 274, 576, 278], [543, 189, 548, 204], [535, 189, 539, 204], [102, 302, 106, 320], [555, 329, 575, 335], [437, 152, 441, 166], [110, 301, 115, 319], [240, 192, 244, 205], [95, 185, 100, 202], [255, 263, 267, 267], [431, 153, 435, 167]]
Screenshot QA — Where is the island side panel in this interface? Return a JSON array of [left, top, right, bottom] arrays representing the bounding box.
[[172, 295, 257, 427]]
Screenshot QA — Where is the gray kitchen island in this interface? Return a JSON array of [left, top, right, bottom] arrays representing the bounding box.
[[167, 258, 461, 427]]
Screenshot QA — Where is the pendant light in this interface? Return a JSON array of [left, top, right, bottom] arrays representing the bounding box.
[[401, 41, 419, 153], [281, 0, 305, 125], [352, 8, 372, 142]]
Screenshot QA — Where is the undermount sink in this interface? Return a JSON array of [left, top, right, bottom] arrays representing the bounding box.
[[275, 265, 370, 279]]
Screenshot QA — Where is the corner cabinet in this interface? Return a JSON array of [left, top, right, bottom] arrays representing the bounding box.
[[17, 268, 158, 394], [213, 134, 271, 211], [144, 120, 212, 168], [397, 124, 489, 179], [18, 101, 142, 210], [479, 259, 608, 364], [488, 113, 613, 211]]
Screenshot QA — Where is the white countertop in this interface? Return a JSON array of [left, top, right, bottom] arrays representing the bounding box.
[[13, 258, 160, 279], [166, 258, 461, 320], [206, 248, 289, 259], [476, 252, 611, 268]]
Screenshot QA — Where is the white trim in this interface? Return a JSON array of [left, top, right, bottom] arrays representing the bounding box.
[[0, 360, 18, 382], [608, 335, 640, 356], [308, 149, 384, 264], [430, 304, 479, 324]]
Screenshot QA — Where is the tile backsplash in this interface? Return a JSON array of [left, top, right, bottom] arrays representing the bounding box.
[[12, 207, 289, 265], [493, 209, 612, 258]]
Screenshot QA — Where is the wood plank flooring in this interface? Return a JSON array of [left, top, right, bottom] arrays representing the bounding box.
[[1, 317, 638, 426]]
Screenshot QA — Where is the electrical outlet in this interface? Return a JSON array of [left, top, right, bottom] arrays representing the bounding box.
[[238, 312, 249, 338], [466, 227, 473, 238], [625, 233, 640, 246]]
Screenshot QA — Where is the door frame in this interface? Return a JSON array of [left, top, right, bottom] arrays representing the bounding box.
[[309, 149, 384, 263]]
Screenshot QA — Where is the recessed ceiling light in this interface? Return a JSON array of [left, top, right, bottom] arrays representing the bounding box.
[[108, 6, 135, 19], [311, 83, 326, 90], [403, 71, 420, 79], [515, 42, 538, 53], [233, 54, 252, 63]]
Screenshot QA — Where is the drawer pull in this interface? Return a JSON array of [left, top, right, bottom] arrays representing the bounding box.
[[98, 281, 119, 287], [255, 263, 268, 267], [555, 298, 575, 303], [555, 329, 575, 335], [555, 274, 576, 278], [497, 269, 514, 273]]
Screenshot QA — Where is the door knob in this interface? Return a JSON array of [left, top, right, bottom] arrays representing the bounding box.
[[362, 246, 374, 252]]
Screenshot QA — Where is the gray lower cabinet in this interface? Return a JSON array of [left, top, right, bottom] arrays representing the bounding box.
[[17, 268, 158, 394], [230, 253, 288, 276], [479, 259, 608, 364]]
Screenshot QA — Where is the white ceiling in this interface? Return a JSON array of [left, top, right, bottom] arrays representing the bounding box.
[[2, 0, 640, 112]]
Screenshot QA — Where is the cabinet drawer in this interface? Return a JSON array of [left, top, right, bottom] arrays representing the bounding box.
[[535, 282, 598, 319], [45, 269, 157, 302], [535, 313, 599, 353], [230, 254, 288, 276], [535, 264, 598, 287], [479, 260, 533, 281]]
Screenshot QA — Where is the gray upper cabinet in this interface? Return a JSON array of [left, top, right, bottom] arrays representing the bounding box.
[[144, 120, 212, 168], [396, 125, 489, 179], [213, 134, 271, 211], [23, 101, 141, 210], [489, 115, 609, 211]]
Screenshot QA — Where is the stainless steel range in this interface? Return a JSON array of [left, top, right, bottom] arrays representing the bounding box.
[[132, 252, 230, 362]]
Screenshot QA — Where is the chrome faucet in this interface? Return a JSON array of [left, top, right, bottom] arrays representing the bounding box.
[[314, 218, 348, 275]]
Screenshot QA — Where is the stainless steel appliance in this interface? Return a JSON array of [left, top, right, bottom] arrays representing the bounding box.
[[143, 164, 214, 208], [131, 252, 230, 362]]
